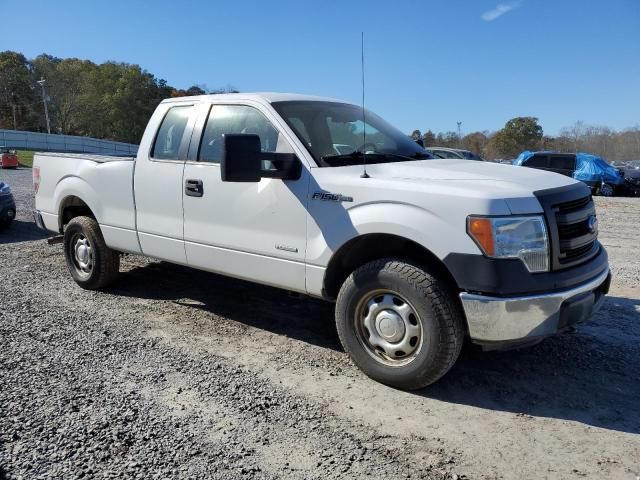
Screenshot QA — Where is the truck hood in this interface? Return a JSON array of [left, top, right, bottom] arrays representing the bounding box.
[[312, 159, 582, 215], [360, 159, 576, 192]]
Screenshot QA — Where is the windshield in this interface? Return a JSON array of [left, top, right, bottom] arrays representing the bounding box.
[[272, 101, 432, 167]]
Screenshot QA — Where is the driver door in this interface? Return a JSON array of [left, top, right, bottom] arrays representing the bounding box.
[[182, 102, 310, 292]]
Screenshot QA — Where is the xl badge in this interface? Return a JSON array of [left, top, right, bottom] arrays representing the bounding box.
[[312, 191, 354, 203], [587, 215, 598, 234]]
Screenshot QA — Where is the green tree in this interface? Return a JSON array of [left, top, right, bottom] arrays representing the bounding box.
[[410, 129, 422, 141], [422, 130, 436, 147], [171, 85, 207, 97], [490, 117, 543, 158], [0, 51, 35, 129], [31, 54, 62, 132], [32, 55, 98, 134], [434, 132, 458, 148], [75, 62, 169, 143], [461, 131, 488, 156]]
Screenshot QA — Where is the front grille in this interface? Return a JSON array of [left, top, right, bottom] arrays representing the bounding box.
[[555, 196, 590, 211], [563, 242, 595, 261], [534, 184, 600, 271], [553, 195, 598, 267], [557, 218, 590, 237]]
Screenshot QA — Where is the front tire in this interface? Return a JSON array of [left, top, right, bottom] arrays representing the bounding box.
[[335, 259, 465, 390], [63, 216, 119, 290]]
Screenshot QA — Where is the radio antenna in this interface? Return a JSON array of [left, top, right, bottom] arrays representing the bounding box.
[[360, 31, 370, 179]]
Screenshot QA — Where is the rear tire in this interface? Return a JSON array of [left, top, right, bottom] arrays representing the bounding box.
[[598, 183, 614, 197], [335, 258, 465, 390], [63, 216, 119, 290]]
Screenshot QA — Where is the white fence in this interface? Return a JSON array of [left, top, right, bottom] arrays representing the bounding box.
[[0, 129, 138, 155]]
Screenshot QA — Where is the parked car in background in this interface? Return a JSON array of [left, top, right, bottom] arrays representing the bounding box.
[[1, 147, 19, 169], [0, 181, 16, 230], [513, 151, 624, 196], [619, 160, 640, 196], [425, 147, 484, 161]]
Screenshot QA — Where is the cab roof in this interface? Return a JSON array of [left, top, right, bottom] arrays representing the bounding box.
[[160, 92, 349, 105]]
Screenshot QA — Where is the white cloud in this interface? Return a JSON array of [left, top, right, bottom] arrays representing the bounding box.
[[481, 2, 521, 22]]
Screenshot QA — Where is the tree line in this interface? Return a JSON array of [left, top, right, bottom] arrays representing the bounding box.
[[2, 50, 638, 160], [411, 117, 640, 162], [0, 51, 234, 144]]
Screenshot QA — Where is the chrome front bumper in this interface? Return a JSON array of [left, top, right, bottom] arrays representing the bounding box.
[[460, 268, 611, 346]]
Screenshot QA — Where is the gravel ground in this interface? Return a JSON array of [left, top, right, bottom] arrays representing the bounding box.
[[1, 167, 639, 479]]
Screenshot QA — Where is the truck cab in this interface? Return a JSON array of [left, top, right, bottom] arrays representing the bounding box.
[[33, 93, 611, 389]]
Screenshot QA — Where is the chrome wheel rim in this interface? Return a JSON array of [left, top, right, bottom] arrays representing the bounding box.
[[354, 290, 423, 367], [71, 233, 93, 276]]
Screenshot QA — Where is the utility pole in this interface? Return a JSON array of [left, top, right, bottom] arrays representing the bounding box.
[[11, 93, 17, 130], [37, 78, 51, 134], [457, 121, 462, 147]]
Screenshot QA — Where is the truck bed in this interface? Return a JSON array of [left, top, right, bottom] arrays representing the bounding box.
[[34, 152, 140, 254]]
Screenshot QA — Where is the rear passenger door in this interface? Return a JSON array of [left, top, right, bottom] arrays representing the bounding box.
[[134, 102, 197, 264]]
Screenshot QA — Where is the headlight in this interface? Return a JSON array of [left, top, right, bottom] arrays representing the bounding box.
[[0, 183, 10, 195], [467, 215, 549, 273]]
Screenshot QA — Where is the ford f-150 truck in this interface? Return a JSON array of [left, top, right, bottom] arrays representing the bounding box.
[[33, 93, 611, 389]]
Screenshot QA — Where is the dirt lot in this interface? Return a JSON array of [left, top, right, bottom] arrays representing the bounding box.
[[1, 167, 639, 479]]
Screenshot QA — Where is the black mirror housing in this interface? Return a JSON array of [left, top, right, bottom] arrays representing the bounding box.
[[221, 133, 302, 183], [221, 134, 262, 182]]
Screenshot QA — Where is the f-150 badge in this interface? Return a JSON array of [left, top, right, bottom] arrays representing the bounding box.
[[312, 191, 354, 202]]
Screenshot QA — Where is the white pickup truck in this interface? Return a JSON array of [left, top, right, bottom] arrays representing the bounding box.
[[33, 93, 611, 389]]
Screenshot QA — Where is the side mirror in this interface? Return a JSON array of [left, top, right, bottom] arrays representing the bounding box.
[[221, 134, 302, 182], [221, 134, 262, 182], [415, 138, 424, 148]]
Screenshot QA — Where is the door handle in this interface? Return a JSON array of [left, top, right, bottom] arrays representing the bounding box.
[[185, 179, 204, 197]]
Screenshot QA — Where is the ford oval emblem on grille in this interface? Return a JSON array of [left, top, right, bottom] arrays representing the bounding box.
[[588, 215, 598, 234]]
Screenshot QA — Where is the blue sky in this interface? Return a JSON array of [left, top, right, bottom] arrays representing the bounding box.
[[3, 0, 639, 136]]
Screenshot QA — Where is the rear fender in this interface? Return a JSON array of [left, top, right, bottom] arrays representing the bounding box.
[[54, 175, 101, 230]]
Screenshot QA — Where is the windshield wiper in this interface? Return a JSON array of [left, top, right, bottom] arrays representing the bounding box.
[[321, 151, 430, 167]]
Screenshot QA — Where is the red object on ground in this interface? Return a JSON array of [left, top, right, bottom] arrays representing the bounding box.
[[1, 149, 19, 169]]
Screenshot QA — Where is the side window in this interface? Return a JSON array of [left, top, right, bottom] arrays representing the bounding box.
[[524, 155, 548, 168], [151, 106, 193, 160], [199, 105, 292, 163], [550, 155, 576, 171]]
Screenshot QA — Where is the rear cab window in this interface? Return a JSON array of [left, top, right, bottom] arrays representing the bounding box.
[[151, 105, 194, 160]]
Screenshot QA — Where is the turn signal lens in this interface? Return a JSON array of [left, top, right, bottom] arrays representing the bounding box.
[[468, 218, 495, 256]]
